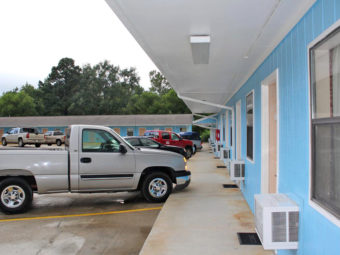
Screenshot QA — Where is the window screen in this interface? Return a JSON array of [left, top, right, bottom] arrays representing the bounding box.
[[310, 27, 340, 218]]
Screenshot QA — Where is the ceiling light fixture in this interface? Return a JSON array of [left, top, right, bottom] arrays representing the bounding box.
[[190, 35, 210, 64]]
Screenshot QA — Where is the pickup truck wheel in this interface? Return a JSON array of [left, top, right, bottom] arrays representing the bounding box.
[[185, 147, 193, 158], [56, 140, 62, 146], [35, 144, 41, 148], [142, 172, 172, 203], [0, 178, 33, 214], [1, 138, 7, 146], [18, 138, 24, 147]]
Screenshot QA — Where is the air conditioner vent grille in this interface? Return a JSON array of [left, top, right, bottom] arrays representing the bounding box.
[[234, 164, 245, 177], [289, 211, 299, 242], [272, 212, 286, 242]]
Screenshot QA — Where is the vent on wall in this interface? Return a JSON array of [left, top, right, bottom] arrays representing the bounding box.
[[254, 194, 299, 250]]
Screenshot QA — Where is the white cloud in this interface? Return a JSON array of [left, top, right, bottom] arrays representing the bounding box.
[[0, 0, 158, 94]]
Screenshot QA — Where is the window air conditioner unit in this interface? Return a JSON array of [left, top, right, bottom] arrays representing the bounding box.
[[230, 160, 245, 181], [221, 147, 231, 160], [254, 194, 299, 250]]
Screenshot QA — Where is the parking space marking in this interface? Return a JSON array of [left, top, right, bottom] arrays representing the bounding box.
[[0, 206, 162, 223]]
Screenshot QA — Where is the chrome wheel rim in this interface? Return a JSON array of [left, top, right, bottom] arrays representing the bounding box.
[[148, 178, 168, 198], [1, 185, 25, 208]]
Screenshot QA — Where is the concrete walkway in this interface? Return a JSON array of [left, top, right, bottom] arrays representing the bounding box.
[[140, 144, 274, 255]]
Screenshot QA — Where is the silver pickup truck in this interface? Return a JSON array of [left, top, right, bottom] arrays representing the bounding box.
[[1, 127, 45, 147], [0, 125, 191, 214]]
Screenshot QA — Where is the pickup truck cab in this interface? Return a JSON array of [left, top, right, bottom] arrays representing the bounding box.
[[1, 127, 45, 147], [0, 125, 190, 214], [144, 130, 194, 158]]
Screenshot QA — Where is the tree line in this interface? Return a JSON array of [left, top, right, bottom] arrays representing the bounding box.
[[0, 58, 191, 117]]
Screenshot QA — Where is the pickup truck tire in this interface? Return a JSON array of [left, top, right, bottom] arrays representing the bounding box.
[[56, 140, 62, 146], [35, 144, 41, 148], [1, 138, 7, 146], [0, 178, 33, 214], [142, 172, 172, 203], [18, 138, 24, 147], [185, 147, 193, 159]]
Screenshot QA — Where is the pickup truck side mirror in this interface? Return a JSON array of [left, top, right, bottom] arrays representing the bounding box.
[[119, 144, 127, 154]]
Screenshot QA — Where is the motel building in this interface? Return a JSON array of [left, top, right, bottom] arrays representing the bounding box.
[[0, 114, 193, 137], [106, 1, 340, 254]]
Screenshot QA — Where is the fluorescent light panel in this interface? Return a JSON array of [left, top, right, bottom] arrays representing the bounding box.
[[190, 35, 210, 64]]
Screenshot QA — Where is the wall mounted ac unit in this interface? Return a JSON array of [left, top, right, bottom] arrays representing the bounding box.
[[214, 143, 221, 157], [221, 147, 231, 160], [254, 194, 299, 250], [230, 160, 245, 181]]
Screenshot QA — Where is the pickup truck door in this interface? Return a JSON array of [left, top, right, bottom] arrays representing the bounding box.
[[171, 133, 181, 147], [161, 132, 171, 145], [78, 128, 136, 191], [7, 128, 18, 142]]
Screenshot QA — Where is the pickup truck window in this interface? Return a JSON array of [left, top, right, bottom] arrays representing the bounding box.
[[82, 129, 120, 153], [171, 133, 180, 141], [162, 132, 170, 139]]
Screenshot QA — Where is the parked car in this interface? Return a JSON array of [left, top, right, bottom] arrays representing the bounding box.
[[44, 130, 65, 146], [1, 127, 44, 147], [144, 130, 194, 158], [0, 125, 191, 214], [180, 131, 202, 152], [125, 136, 188, 158]]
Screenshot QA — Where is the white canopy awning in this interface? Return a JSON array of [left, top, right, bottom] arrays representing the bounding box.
[[106, 0, 315, 113]]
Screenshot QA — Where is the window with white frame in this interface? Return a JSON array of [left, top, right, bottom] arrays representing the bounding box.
[[246, 92, 254, 160], [310, 27, 340, 219]]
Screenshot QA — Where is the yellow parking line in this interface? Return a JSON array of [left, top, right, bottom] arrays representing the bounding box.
[[0, 206, 162, 223]]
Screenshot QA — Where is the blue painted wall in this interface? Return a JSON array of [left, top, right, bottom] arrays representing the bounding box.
[[219, 1, 340, 254]]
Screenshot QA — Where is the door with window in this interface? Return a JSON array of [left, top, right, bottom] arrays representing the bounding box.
[[161, 132, 171, 145], [7, 128, 18, 143], [170, 133, 181, 147], [78, 128, 135, 190]]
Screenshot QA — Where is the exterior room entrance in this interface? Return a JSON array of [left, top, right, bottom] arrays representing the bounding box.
[[261, 70, 279, 194]]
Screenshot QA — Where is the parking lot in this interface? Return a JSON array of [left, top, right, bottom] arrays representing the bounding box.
[[0, 144, 163, 255], [0, 191, 162, 255]]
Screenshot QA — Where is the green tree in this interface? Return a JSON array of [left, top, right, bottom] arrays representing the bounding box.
[[20, 83, 44, 115], [149, 70, 171, 95], [39, 57, 81, 115], [0, 90, 38, 116]]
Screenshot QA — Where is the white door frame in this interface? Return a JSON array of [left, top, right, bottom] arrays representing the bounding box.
[[261, 69, 280, 194]]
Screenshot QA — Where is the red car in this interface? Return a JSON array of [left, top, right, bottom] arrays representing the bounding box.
[[144, 130, 194, 158]]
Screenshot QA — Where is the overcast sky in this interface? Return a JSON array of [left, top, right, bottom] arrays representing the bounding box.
[[0, 0, 158, 94]]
